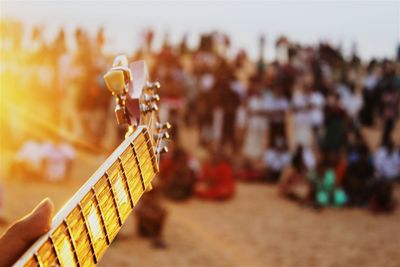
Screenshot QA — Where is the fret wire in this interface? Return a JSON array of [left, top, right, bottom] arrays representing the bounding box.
[[48, 236, 62, 267], [34, 253, 43, 267], [34, 136, 157, 265], [60, 156, 157, 264], [106, 171, 123, 226], [69, 163, 157, 265], [78, 203, 98, 263], [46, 164, 157, 267], [91, 187, 111, 245], [64, 219, 80, 267], [131, 143, 146, 191], [118, 156, 135, 209]]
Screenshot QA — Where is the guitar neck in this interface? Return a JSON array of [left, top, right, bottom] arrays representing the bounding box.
[[14, 126, 159, 267]]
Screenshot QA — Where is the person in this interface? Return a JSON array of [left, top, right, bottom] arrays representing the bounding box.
[[374, 139, 400, 181], [0, 199, 54, 267], [242, 75, 268, 160], [263, 138, 291, 183], [279, 146, 311, 204], [135, 190, 167, 248], [291, 74, 313, 148], [342, 137, 374, 206], [159, 144, 196, 201], [195, 150, 235, 200], [321, 92, 348, 152], [364, 139, 399, 213], [307, 153, 347, 208]]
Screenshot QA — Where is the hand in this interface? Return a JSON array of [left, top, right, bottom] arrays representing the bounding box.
[[0, 199, 54, 267]]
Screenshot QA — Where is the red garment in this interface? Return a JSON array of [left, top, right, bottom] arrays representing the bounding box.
[[196, 160, 235, 200]]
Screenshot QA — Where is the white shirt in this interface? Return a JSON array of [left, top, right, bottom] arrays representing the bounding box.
[[374, 148, 400, 180], [292, 90, 312, 126], [263, 149, 291, 171], [309, 92, 325, 126]]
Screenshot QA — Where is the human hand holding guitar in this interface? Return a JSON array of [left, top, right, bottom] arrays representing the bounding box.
[[1, 56, 169, 267], [0, 199, 54, 267]]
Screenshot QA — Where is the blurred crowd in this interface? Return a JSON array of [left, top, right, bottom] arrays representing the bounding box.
[[1, 20, 400, 235]]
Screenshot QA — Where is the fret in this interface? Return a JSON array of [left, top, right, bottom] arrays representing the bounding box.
[[120, 148, 143, 206], [14, 125, 163, 267], [134, 132, 156, 188], [91, 188, 110, 245], [108, 162, 132, 223], [23, 256, 39, 267], [130, 142, 146, 192], [64, 220, 80, 267], [94, 176, 120, 241], [66, 207, 95, 266], [132, 140, 151, 190], [143, 130, 159, 174], [117, 156, 135, 209], [36, 240, 59, 266], [51, 223, 77, 267], [105, 172, 123, 227], [80, 192, 108, 260]]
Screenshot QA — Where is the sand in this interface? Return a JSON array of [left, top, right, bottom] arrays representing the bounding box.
[[1, 173, 399, 267]]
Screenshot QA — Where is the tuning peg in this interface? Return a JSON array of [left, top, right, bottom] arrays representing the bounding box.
[[143, 94, 160, 102], [154, 132, 170, 140], [156, 122, 172, 130], [156, 146, 169, 154], [114, 104, 127, 125], [150, 103, 158, 111], [146, 81, 161, 90], [140, 103, 158, 113], [140, 103, 150, 113]]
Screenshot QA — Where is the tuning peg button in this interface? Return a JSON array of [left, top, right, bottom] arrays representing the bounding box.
[[156, 122, 172, 130], [140, 103, 150, 113], [156, 146, 168, 154], [143, 94, 160, 102], [150, 103, 158, 111], [146, 81, 161, 90], [154, 132, 170, 140]]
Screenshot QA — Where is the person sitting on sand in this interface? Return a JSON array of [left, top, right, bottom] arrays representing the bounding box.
[[159, 144, 197, 201], [195, 151, 235, 200], [368, 139, 399, 213], [307, 152, 347, 208], [135, 190, 167, 248], [279, 146, 311, 204], [263, 138, 291, 183]]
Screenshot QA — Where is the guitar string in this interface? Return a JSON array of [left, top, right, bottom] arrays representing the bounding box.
[[73, 119, 167, 265], [47, 151, 157, 266], [41, 138, 159, 265], [41, 99, 166, 264], [55, 110, 165, 265]]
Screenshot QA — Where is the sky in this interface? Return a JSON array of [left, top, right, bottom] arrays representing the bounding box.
[[1, 1, 400, 60]]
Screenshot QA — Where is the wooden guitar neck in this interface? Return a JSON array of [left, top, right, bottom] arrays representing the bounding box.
[[14, 126, 158, 267]]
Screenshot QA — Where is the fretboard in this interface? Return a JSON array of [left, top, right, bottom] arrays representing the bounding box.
[[14, 126, 158, 267]]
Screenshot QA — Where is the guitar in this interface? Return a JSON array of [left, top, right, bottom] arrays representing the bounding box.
[[13, 56, 170, 267]]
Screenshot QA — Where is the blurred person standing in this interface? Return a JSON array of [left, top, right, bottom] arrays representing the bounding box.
[[291, 73, 313, 148], [321, 92, 348, 153], [377, 61, 399, 144], [243, 74, 268, 160]]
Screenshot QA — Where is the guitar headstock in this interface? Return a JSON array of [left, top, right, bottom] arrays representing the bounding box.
[[104, 55, 170, 160]]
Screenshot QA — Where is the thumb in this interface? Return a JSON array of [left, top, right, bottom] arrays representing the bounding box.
[[0, 198, 54, 267]]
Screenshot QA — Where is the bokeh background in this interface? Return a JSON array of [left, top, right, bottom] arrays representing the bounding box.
[[1, 1, 400, 266]]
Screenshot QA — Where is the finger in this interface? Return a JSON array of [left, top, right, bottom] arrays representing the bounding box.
[[0, 198, 54, 267]]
